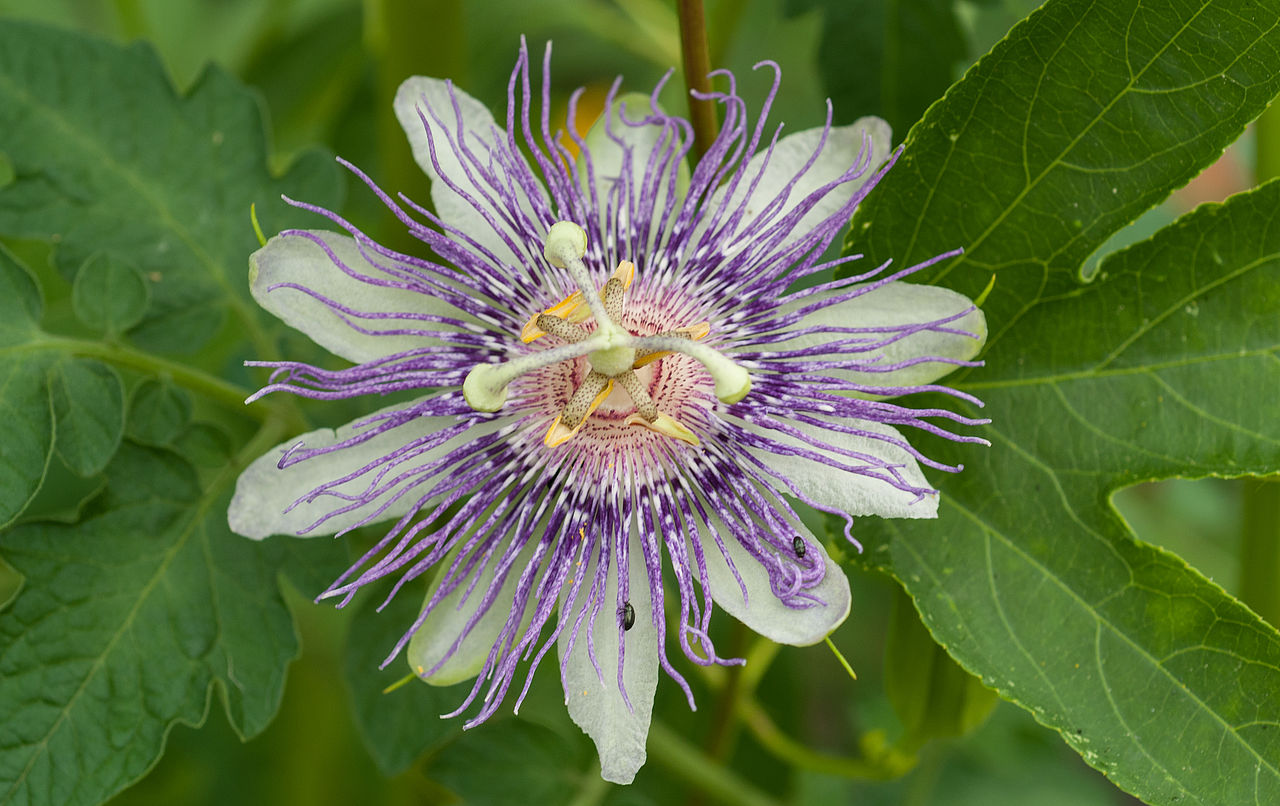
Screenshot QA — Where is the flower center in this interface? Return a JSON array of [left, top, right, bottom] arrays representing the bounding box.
[[461, 222, 751, 447]]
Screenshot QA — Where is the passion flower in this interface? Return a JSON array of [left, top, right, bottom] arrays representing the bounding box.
[[228, 42, 987, 783]]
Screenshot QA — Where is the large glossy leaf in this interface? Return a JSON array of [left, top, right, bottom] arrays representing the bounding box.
[[865, 180, 1280, 805], [847, 0, 1280, 332], [839, 2, 1280, 803]]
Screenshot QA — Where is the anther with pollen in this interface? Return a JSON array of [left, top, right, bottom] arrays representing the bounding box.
[[461, 221, 752, 445]]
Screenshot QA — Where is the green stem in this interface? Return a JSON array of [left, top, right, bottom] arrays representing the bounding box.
[[686, 638, 910, 780], [1255, 101, 1280, 185], [739, 634, 781, 693], [735, 696, 913, 780], [677, 0, 719, 166], [648, 721, 783, 806], [566, 764, 613, 806], [1241, 102, 1280, 627], [1240, 478, 1280, 626], [40, 336, 281, 424], [699, 621, 751, 767]]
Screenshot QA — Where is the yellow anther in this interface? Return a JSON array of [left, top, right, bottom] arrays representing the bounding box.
[[632, 322, 711, 368], [625, 412, 700, 446], [544, 379, 615, 446], [522, 291, 585, 342], [522, 261, 636, 343], [611, 260, 635, 288], [681, 321, 710, 340]]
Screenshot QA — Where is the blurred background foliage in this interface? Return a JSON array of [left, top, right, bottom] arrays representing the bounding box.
[[0, 0, 1261, 804]]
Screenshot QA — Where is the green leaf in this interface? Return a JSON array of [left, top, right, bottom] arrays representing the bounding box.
[[839, 6, 1280, 797], [884, 587, 998, 752], [70, 253, 150, 335], [342, 585, 466, 776], [0, 245, 52, 528], [0, 19, 343, 354], [0, 242, 42, 345], [172, 423, 233, 469], [0, 357, 51, 529], [869, 180, 1280, 805], [126, 379, 192, 448], [426, 718, 590, 805], [785, 0, 967, 135], [846, 0, 1280, 330], [0, 443, 306, 806], [48, 358, 125, 477]]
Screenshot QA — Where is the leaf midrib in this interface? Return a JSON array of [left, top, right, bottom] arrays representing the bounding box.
[[925, 1, 1215, 289], [0, 60, 267, 352], [898, 423, 1280, 796], [1, 464, 237, 802]]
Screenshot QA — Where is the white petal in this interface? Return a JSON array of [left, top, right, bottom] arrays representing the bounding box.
[[738, 414, 939, 520], [694, 513, 850, 646], [408, 536, 541, 686], [558, 529, 657, 784], [228, 400, 502, 540], [707, 116, 892, 250], [394, 77, 526, 269], [578, 93, 688, 223], [251, 230, 469, 364], [765, 280, 987, 390]]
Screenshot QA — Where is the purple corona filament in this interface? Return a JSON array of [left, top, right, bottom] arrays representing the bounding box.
[[228, 40, 988, 784]]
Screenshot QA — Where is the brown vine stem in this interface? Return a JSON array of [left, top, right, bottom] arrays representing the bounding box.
[[677, 0, 719, 166]]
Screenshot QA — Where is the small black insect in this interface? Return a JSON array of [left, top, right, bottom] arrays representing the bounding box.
[[792, 535, 806, 558], [621, 601, 635, 631]]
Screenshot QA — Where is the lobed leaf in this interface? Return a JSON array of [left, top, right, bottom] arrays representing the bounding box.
[[125, 380, 192, 449], [47, 358, 124, 478], [0, 19, 342, 353], [847, 0, 1280, 334], [70, 254, 149, 336], [869, 180, 1280, 805], [0, 445, 301, 805]]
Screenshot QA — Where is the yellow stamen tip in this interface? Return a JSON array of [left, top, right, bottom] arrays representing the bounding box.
[[546, 290, 585, 319], [684, 321, 711, 340], [632, 350, 672, 369], [611, 260, 636, 289], [625, 412, 700, 446], [544, 416, 579, 447], [521, 316, 546, 343]]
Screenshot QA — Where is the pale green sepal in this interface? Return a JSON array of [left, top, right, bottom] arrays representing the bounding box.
[[408, 536, 542, 687], [693, 511, 851, 646], [577, 92, 690, 215], [763, 280, 986, 394], [734, 413, 939, 520], [250, 230, 474, 365], [558, 526, 657, 785]]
